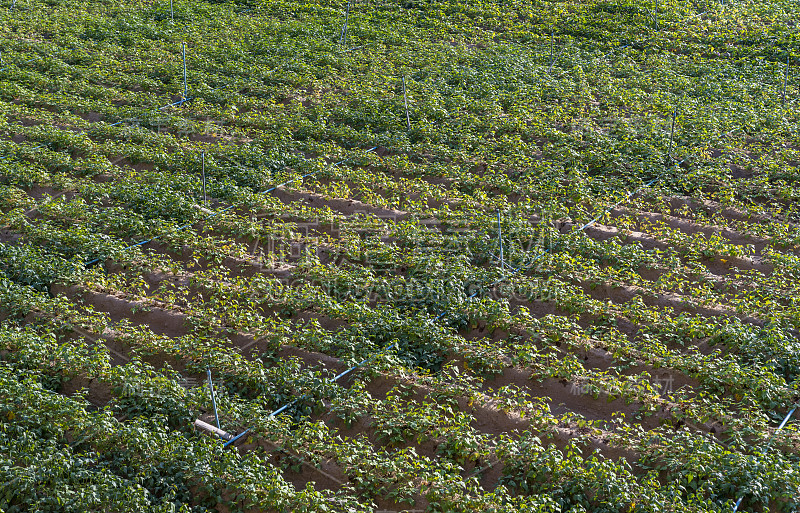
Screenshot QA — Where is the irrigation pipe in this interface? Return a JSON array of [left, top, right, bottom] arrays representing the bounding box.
[[84, 146, 378, 267], [223, 342, 397, 448], [5, 5, 790, 471], [731, 406, 797, 512], [440, 104, 687, 316]]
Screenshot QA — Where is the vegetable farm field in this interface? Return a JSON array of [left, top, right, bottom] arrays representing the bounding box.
[[1, 0, 800, 511]]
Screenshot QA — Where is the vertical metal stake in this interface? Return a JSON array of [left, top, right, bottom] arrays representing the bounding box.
[[201, 151, 207, 206], [654, 0, 659, 30], [10, 0, 15, 10], [339, 0, 351, 45], [666, 106, 677, 165], [402, 76, 411, 130], [170, 0, 174, 22], [207, 368, 220, 430], [783, 52, 789, 105], [732, 406, 796, 512], [497, 210, 504, 270], [182, 42, 188, 102]]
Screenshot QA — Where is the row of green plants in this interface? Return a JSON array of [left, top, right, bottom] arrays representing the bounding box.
[[2, 0, 800, 510]]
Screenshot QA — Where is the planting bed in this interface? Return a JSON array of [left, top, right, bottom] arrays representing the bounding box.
[[1, 0, 799, 511]]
